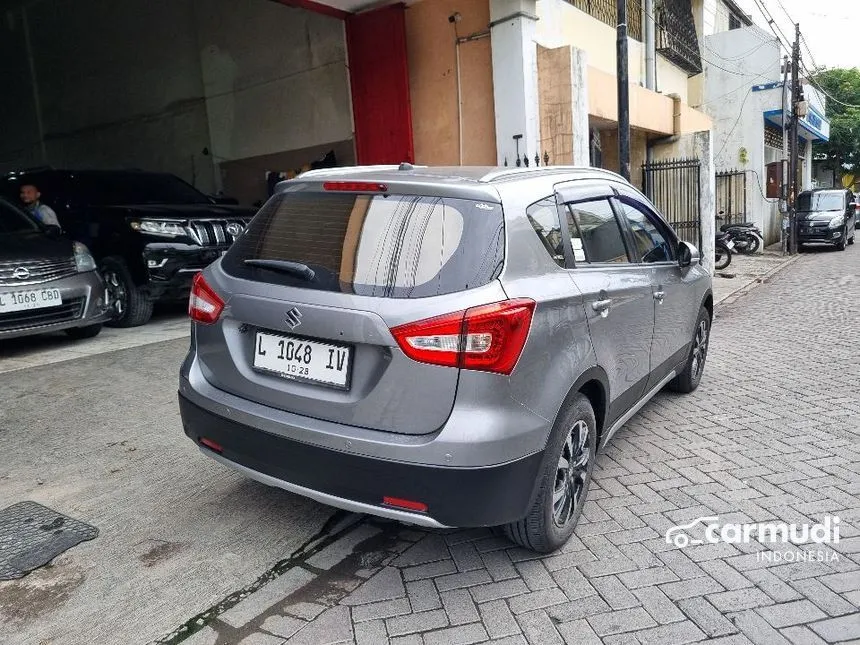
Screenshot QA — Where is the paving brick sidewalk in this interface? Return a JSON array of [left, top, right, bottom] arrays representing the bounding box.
[[167, 247, 860, 645]]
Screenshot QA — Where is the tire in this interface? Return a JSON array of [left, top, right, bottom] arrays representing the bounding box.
[[668, 306, 711, 394], [714, 243, 732, 270], [734, 233, 759, 255], [848, 231, 855, 245], [65, 324, 103, 339], [837, 231, 847, 251], [504, 394, 597, 553], [101, 257, 154, 327], [746, 234, 762, 254]]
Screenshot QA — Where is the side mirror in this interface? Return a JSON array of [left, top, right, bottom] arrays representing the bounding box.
[[678, 241, 699, 268], [43, 224, 62, 237]]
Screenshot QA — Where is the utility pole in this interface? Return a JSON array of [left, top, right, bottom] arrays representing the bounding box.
[[781, 54, 789, 254], [788, 24, 801, 254], [617, 0, 631, 181]]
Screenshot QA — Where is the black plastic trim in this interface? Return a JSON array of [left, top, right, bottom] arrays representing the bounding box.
[[178, 394, 544, 528]]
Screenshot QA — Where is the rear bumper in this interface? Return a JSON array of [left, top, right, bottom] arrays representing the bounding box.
[[0, 270, 111, 339], [178, 393, 544, 527]]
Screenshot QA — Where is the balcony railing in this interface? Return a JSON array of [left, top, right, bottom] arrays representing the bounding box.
[[655, 0, 702, 75], [566, 0, 643, 41]]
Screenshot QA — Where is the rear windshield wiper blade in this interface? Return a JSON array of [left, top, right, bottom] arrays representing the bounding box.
[[243, 259, 315, 281]]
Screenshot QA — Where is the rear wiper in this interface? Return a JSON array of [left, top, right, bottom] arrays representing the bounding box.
[[243, 259, 315, 281]]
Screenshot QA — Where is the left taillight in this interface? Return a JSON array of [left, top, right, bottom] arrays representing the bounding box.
[[188, 273, 224, 324], [390, 299, 536, 375]]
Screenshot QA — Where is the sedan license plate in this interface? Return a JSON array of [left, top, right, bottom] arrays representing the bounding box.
[[0, 288, 62, 313], [253, 331, 351, 389]]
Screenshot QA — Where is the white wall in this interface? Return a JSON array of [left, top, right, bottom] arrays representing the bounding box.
[[535, 0, 690, 102], [491, 0, 541, 165], [702, 27, 782, 241]]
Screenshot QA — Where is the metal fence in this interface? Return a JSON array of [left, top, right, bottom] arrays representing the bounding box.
[[642, 157, 702, 248], [566, 0, 643, 40], [715, 169, 748, 227]]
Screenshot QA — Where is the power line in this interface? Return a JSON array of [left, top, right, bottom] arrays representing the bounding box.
[[699, 66, 780, 107], [749, 0, 792, 53], [704, 37, 773, 63], [801, 70, 860, 109], [640, 4, 778, 79]]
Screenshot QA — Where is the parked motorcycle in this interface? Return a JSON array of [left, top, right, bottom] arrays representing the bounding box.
[[715, 232, 734, 270], [717, 212, 764, 254]]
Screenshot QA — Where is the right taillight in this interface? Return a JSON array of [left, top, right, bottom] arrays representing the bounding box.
[[391, 299, 535, 375], [188, 273, 224, 324]]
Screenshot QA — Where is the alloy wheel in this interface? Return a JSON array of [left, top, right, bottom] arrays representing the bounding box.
[[691, 319, 709, 379], [103, 269, 127, 317], [553, 420, 590, 528]]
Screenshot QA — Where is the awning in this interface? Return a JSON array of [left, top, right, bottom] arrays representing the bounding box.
[[763, 107, 830, 142]]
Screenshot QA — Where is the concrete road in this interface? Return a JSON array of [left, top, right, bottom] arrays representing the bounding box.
[[0, 338, 336, 645]]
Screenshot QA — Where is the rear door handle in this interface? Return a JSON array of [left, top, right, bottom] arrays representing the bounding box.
[[592, 299, 612, 317]]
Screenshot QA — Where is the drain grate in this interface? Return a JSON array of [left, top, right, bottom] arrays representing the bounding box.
[[0, 501, 98, 580]]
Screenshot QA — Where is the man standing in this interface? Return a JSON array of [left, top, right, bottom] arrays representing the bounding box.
[[20, 182, 60, 228]]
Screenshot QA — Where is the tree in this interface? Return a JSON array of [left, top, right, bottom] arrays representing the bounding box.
[[809, 68, 860, 184]]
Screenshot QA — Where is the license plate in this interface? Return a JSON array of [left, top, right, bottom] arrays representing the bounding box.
[[253, 331, 351, 389], [0, 288, 62, 313], [725, 240, 735, 249]]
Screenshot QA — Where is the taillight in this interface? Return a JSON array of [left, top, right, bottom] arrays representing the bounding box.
[[390, 299, 535, 375], [188, 273, 224, 324]]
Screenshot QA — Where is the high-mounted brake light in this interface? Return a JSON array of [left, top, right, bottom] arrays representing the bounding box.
[[323, 181, 388, 192], [188, 273, 224, 324], [390, 299, 536, 375]]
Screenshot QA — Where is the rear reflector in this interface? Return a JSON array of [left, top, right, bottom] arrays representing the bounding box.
[[199, 437, 223, 453], [383, 496, 428, 512], [323, 181, 388, 192], [390, 299, 536, 375], [189, 273, 225, 324]]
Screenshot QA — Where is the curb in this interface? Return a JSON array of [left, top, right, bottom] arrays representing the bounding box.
[[714, 253, 803, 307]]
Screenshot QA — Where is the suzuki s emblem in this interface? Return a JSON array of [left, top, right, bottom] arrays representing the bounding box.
[[226, 222, 243, 236], [285, 307, 303, 330], [12, 267, 30, 280]]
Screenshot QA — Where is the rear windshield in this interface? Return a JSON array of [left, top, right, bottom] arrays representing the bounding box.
[[798, 192, 844, 212], [221, 191, 505, 298]]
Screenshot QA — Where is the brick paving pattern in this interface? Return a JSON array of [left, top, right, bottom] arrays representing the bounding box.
[[171, 247, 860, 644]]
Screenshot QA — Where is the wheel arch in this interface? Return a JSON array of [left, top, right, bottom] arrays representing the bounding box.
[[562, 366, 610, 450]]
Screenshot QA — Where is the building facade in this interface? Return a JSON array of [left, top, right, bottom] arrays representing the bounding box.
[[693, 1, 830, 243]]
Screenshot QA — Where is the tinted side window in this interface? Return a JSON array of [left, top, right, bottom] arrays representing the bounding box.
[[617, 199, 674, 263], [222, 192, 504, 298], [565, 199, 629, 264], [526, 197, 565, 267]]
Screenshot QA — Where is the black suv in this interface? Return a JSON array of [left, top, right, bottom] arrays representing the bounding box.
[[796, 188, 857, 251], [2, 170, 255, 326]]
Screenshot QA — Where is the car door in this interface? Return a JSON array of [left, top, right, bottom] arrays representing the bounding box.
[[555, 182, 655, 424], [612, 189, 695, 391]]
